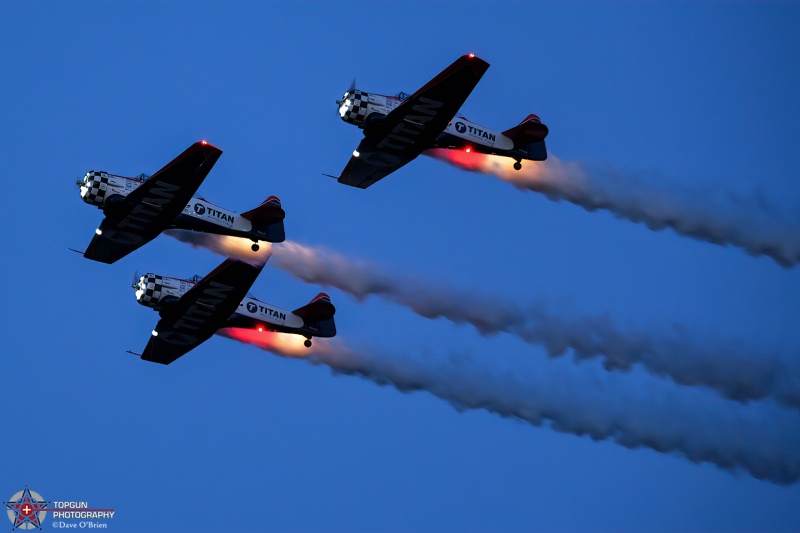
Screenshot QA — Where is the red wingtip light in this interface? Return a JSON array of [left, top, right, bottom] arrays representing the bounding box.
[[200, 140, 208, 145], [468, 53, 475, 58], [465, 147, 471, 153], [257, 326, 264, 332]]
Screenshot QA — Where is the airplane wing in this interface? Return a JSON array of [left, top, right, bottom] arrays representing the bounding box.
[[83, 141, 222, 263], [337, 54, 489, 188], [141, 259, 265, 365]]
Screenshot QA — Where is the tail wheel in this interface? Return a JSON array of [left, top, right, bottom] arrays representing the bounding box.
[[304, 339, 312, 348], [251, 243, 260, 252], [513, 161, 522, 171]]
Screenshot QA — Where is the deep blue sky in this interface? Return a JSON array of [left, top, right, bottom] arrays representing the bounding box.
[[2, 2, 799, 532]]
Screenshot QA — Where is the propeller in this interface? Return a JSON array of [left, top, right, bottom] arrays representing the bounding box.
[[131, 270, 141, 289], [335, 78, 357, 116]]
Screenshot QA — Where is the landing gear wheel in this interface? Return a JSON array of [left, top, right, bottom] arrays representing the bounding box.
[[251, 243, 260, 252], [304, 339, 312, 348], [513, 161, 522, 171]]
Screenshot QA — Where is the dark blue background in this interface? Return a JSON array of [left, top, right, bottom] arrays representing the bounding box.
[[1, 2, 798, 531]]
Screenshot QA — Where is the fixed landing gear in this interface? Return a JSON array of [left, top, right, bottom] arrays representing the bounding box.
[[251, 242, 260, 252], [303, 338, 312, 348], [513, 161, 522, 171]]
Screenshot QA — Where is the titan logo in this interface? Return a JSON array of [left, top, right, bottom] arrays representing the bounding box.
[[105, 180, 181, 245], [205, 206, 234, 224], [456, 122, 495, 141], [360, 97, 445, 169], [115, 181, 179, 231], [167, 281, 235, 336], [375, 96, 443, 153], [157, 331, 200, 346], [194, 202, 234, 223], [246, 301, 287, 321]]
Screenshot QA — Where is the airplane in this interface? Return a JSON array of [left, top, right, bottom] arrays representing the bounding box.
[[77, 141, 285, 264], [132, 256, 337, 365], [331, 53, 549, 189]]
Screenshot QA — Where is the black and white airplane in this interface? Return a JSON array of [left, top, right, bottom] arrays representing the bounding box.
[[332, 54, 549, 188], [133, 257, 336, 365], [78, 141, 285, 263]]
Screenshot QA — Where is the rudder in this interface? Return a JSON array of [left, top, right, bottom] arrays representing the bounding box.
[[502, 114, 549, 147], [293, 293, 337, 338], [242, 196, 286, 242]]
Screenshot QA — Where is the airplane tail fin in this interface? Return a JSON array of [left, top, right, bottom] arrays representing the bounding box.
[[502, 114, 549, 149], [293, 293, 337, 337], [525, 140, 548, 161], [500, 114, 549, 162], [242, 196, 286, 242], [241, 196, 285, 224]]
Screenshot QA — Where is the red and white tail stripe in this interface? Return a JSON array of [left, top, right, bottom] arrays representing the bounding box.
[[519, 114, 541, 124]]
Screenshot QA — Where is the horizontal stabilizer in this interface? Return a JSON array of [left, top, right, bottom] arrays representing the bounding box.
[[502, 114, 549, 146], [241, 196, 285, 225], [292, 293, 336, 323]]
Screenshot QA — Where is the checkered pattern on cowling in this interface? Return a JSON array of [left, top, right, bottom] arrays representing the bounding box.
[[82, 171, 109, 205], [139, 274, 164, 307], [341, 90, 370, 125]]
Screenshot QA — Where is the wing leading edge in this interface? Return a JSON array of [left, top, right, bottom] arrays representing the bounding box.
[[84, 141, 223, 263], [337, 54, 489, 189]]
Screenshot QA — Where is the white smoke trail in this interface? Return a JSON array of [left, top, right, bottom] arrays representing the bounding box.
[[269, 240, 800, 410], [167, 231, 800, 410], [426, 150, 800, 267], [220, 330, 800, 486]]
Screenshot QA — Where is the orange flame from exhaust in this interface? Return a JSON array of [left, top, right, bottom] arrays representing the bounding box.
[[426, 148, 556, 183], [218, 328, 314, 359], [164, 230, 273, 267], [430, 148, 490, 172]]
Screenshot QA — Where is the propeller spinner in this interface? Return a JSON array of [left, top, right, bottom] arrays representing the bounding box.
[[336, 79, 357, 116]]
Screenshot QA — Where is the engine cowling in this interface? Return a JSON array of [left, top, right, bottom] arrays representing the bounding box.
[[134, 274, 193, 308], [338, 90, 371, 126], [134, 274, 166, 308], [79, 171, 136, 208], [337, 90, 398, 128]]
